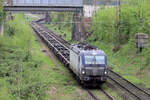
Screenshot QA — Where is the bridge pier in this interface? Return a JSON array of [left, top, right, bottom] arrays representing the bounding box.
[[45, 12, 51, 24], [72, 13, 84, 41], [8, 12, 14, 20]]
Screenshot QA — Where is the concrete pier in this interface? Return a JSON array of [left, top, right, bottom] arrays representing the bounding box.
[[72, 13, 83, 41], [45, 12, 51, 24]]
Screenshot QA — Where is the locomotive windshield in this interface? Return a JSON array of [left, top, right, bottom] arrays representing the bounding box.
[[85, 55, 105, 65], [82, 54, 107, 67]]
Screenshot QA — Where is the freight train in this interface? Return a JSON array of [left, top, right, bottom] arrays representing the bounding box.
[[32, 22, 107, 84], [69, 43, 108, 84]]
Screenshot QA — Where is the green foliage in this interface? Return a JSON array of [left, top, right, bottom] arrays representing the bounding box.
[[143, 47, 150, 66], [0, 14, 50, 100], [0, 46, 45, 99], [92, 0, 150, 44], [0, 0, 5, 22], [46, 24, 72, 41], [7, 25, 16, 36], [92, 8, 115, 42], [146, 55, 150, 66], [46, 12, 73, 41], [0, 13, 80, 100], [0, 79, 15, 100]]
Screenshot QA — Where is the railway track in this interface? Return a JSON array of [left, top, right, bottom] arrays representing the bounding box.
[[31, 21, 150, 100], [100, 88, 115, 100], [31, 22, 70, 66], [87, 89, 116, 100], [108, 70, 150, 100], [87, 90, 101, 100]]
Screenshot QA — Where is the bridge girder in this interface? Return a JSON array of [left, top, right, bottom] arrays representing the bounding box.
[[3, 6, 83, 14]]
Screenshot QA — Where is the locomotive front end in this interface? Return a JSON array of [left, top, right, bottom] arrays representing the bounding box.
[[70, 43, 108, 84], [79, 51, 107, 83]]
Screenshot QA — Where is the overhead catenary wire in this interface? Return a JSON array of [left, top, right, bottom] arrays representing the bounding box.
[[43, 20, 150, 24]]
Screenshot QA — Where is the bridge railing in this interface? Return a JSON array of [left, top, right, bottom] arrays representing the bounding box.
[[12, 0, 83, 6]]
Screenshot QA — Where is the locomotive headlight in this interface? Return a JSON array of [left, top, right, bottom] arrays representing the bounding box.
[[81, 70, 86, 75], [104, 71, 107, 75]]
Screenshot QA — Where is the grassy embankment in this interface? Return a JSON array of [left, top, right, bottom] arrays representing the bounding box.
[[45, 12, 73, 41], [0, 14, 87, 100], [45, 0, 150, 89]]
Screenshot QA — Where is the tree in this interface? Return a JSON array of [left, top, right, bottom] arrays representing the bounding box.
[[0, 0, 4, 21]]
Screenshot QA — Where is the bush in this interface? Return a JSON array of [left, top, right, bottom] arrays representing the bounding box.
[[0, 0, 5, 22], [7, 25, 16, 36]]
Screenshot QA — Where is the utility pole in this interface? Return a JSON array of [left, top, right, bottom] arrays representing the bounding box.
[[118, 0, 122, 42], [140, 0, 143, 30], [94, 0, 97, 23], [94, 0, 97, 13], [115, 0, 119, 44], [113, 0, 122, 52], [115, 0, 122, 44]]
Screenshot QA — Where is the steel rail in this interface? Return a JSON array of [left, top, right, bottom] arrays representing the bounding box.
[[108, 70, 150, 100], [100, 89, 115, 100], [87, 90, 101, 100]]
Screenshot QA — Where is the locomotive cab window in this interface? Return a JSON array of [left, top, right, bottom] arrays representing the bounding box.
[[95, 56, 105, 64], [82, 55, 106, 67]]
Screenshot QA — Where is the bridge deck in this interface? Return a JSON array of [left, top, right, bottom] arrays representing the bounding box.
[[4, 6, 83, 12]]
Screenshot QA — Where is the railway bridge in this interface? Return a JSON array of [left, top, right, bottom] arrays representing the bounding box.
[[4, 0, 83, 22], [4, 0, 83, 12], [4, 0, 85, 41]]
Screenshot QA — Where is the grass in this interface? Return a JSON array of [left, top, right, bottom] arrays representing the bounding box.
[[1, 14, 55, 99], [45, 24, 72, 41], [0, 13, 90, 100]]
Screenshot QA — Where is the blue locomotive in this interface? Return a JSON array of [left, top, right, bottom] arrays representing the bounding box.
[[70, 43, 107, 83]]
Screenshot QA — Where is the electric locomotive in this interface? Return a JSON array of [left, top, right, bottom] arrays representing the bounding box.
[[70, 43, 108, 83]]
